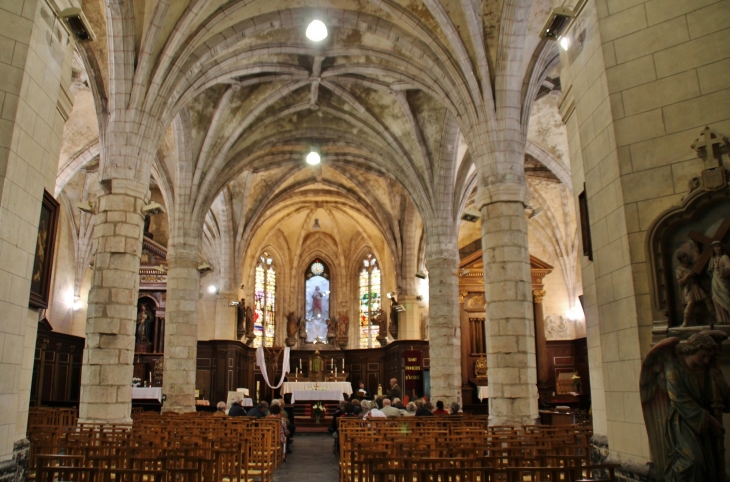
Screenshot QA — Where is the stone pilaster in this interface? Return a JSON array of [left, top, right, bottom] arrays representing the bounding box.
[[426, 253, 462, 405], [162, 247, 200, 413], [215, 290, 238, 340], [477, 183, 539, 426], [79, 180, 148, 423], [532, 290, 550, 398]]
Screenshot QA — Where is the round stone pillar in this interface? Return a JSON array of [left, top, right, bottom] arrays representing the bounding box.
[[79, 179, 148, 423], [162, 247, 200, 413], [477, 183, 539, 426], [426, 253, 462, 405]]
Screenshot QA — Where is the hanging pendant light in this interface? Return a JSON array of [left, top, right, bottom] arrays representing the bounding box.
[[313, 218, 321, 230]]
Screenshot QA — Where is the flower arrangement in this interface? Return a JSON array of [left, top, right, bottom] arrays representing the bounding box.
[[132, 377, 142, 387], [312, 402, 327, 415]]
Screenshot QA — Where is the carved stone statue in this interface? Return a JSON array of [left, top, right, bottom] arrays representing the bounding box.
[[676, 251, 714, 326], [640, 331, 730, 481], [324, 318, 334, 340], [336, 312, 348, 339], [708, 241, 730, 323], [244, 305, 255, 345], [371, 309, 387, 346], [285, 311, 298, 347], [286, 311, 297, 338], [135, 304, 154, 350]]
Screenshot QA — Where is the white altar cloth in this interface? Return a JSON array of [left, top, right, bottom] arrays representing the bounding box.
[[281, 381, 353, 396], [476, 386, 489, 400], [290, 390, 344, 403], [226, 392, 254, 408], [132, 387, 162, 402]]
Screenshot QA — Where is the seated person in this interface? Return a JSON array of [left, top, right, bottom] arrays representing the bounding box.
[[449, 402, 461, 415], [356, 382, 370, 400], [432, 400, 448, 416], [351, 399, 362, 415], [403, 401, 417, 417], [214, 401, 228, 417], [329, 401, 347, 433], [415, 400, 434, 417], [380, 399, 402, 417], [228, 397, 247, 416], [245, 400, 269, 418]]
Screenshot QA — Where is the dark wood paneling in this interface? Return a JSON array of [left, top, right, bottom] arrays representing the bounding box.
[[30, 319, 84, 407]]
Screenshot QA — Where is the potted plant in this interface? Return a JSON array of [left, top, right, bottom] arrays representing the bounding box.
[[312, 402, 326, 423]]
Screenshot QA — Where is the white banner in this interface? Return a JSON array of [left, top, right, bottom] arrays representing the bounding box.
[[255, 346, 290, 389]]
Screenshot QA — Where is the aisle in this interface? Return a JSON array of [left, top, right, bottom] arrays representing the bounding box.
[[273, 433, 340, 481]]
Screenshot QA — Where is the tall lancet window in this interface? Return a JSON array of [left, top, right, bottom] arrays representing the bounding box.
[[254, 252, 276, 347], [359, 254, 381, 348]]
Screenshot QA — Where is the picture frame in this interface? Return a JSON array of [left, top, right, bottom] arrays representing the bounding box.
[[29, 190, 60, 309]]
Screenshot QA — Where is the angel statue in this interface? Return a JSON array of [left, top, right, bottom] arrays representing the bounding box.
[[640, 331, 730, 481]]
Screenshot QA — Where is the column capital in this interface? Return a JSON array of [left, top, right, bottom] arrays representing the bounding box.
[[532, 289, 547, 303], [475, 182, 526, 209]]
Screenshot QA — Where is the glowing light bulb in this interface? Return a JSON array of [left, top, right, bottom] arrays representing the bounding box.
[[208, 285, 218, 294], [306, 151, 321, 165], [306, 20, 328, 41], [559, 36, 571, 51]]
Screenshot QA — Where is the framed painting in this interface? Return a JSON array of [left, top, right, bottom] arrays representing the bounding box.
[[29, 190, 60, 309]]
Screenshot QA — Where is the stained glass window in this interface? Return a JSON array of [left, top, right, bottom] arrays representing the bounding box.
[[253, 253, 276, 347], [359, 254, 381, 348]]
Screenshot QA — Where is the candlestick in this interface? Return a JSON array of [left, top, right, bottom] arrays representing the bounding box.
[[149, 372, 152, 384], [330, 358, 333, 370], [299, 359, 302, 370], [342, 359, 345, 370]]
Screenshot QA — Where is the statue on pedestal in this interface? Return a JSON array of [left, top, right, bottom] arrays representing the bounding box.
[[244, 305, 255, 346], [285, 311, 299, 347], [641, 331, 730, 481], [676, 251, 714, 327]]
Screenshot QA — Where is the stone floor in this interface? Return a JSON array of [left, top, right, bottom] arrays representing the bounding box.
[[273, 433, 340, 481]]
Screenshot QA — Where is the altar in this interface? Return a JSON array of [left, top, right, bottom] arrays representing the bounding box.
[[281, 381, 353, 396]]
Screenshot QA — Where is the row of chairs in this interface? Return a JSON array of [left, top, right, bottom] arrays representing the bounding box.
[[27, 409, 282, 482], [338, 417, 617, 481]]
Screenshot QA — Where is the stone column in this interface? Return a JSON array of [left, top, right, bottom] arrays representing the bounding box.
[[477, 183, 539, 426], [532, 289, 550, 398], [215, 290, 238, 340], [162, 246, 200, 413], [397, 294, 422, 340], [426, 252, 462, 405], [79, 180, 148, 423]]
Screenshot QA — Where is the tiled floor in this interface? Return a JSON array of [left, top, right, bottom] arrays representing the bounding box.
[[273, 433, 340, 481]]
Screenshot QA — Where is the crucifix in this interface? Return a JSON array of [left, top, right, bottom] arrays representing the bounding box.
[[263, 345, 285, 401], [688, 215, 730, 275]]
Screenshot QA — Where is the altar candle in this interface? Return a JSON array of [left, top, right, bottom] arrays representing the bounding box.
[[342, 359, 345, 370], [149, 372, 152, 384], [299, 359, 302, 370], [331, 358, 333, 370]]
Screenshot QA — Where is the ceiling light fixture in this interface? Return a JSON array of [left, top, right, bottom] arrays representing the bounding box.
[[306, 20, 328, 41], [559, 36, 571, 51], [306, 150, 321, 165], [313, 218, 321, 230]]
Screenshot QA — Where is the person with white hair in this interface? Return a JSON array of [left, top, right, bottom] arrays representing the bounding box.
[[380, 398, 402, 417], [214, 401, 227, 417], [228, 396, 246, 416]]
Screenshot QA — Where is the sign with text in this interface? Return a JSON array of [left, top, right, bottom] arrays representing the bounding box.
[[403, 350, 423, 391]]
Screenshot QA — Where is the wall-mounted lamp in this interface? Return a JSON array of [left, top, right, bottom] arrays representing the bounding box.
[[415, 271, 427, 279], [208, 285, 219, 295], [197, 263, 213, 272], [75, 200, 94, 214], [141, 202, 166, 215]]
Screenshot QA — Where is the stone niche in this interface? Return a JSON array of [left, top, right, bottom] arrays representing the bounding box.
[[647, 183, 730, 339]]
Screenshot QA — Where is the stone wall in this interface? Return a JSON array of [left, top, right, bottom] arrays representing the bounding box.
[[559, 0, 730, 468], [0, 0, 77, 473]]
